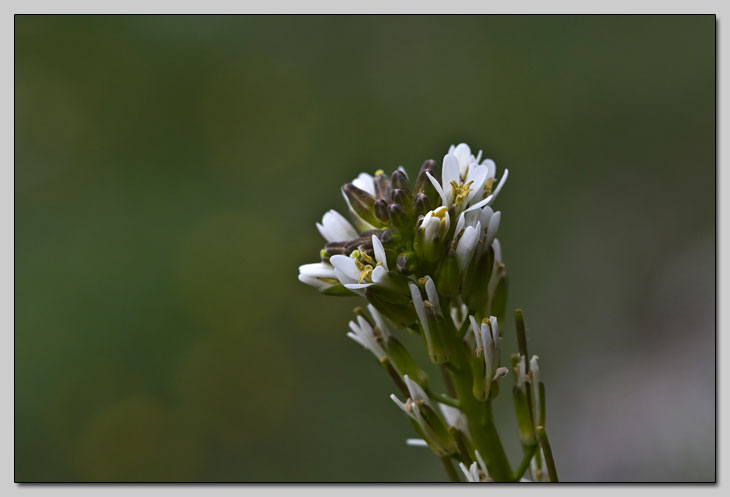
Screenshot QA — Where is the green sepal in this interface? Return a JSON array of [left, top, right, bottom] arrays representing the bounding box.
[[513, 385, 536, 446], [385, 336, 429, 388], [342, 183, 385, 228], [436, 247, 461, 298], [319, 284, 357, 296], [471, 351, 488, 401], [463, 247, 494, 313], [423, 306, 452, 364]]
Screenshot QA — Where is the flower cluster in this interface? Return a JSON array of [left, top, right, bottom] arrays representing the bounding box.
[[298, 143, 557, 482]]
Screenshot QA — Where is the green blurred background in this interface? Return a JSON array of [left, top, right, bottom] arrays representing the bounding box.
[[15, 15, 715, 482]]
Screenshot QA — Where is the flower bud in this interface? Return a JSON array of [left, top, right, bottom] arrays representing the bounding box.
[[374, 198, 390, 223], [414, 159, 440, 205], [387, 202, 412, 238], [374, 170, 392, 201], [391, 168, 411, 196], [391, 375, 456, 457], [396, 251, 417, 274], [413, 192, 431, 218], [342, 183, 384, 228], [414, 207, 450, 262]]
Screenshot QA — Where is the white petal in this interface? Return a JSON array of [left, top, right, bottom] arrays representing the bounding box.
[[426, 171, 448, 206], [492, 239, 502, 262], [475, 150, 483, 163], [329, 255, 360, 281], [490, 316, 499, 340], [465, 164, 488, 205], [455, 212, 466, 235], [406, 438, 428, 447], [478, 206, 494, 231], [475, 450, 489, 478], [344, 282, 373, 290], [371, 235, 388, 270], [482, 159, 496, 179], [371, 265, 387, 282], [439, 404, 468, 433], [456, 224, 479, 272], [368, 303, 392, 341], [298, 274, 329, 289], [464, 194, 493, 214], [453, 143, 471, 176], [442, 154, 460, 187], [424, 275, 440, 310], [315, 222, 332, 242], [322, 210, 358, 242], [390, 394, 413, 418], [298, 262, 336, 279], [353, 172, 375, 196], [403, 375, 429, 404], [409, 283, 429, 337], [485, 211, 501, 246]]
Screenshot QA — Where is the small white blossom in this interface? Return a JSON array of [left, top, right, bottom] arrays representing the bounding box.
[[426, 143, 508, 215], [297, 262, 339, 291], [316, 209, 359, 243], [347, 315, 387, 360], [329, 235, 389, 295]]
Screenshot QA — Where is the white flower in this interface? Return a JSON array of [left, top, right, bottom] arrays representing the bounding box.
[[415, 207, 450, 261], [468, 315, 506, 399], [454, 206, 502, 263], [530, 355, 541, 425], [390, 375, 455, 457], [316, 209, 359, 243], [426, 143, 508, 214], [409, 276, 441, 356], [438, 404, 469, 435], [352, 172, 375, 196], [297, 262, 339, 291], [454, 221, 481, 272], [459, 449, 490, 482], [347, 314, 387, 360], [328, 234, 389, 295]]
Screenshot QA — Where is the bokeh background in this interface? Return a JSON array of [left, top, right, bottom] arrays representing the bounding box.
[[15, 15, 715, 482]]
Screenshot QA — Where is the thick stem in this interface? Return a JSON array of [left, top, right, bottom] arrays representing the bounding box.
[[449, 357, 512, 481], [441, 456, 460, 482]]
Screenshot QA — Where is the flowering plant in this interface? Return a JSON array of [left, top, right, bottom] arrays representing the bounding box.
[[298, 143, 557, 482]]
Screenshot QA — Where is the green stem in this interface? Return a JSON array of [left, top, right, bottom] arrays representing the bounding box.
[[513, 444, 537, 481], [426, 388, 460, 408], [441, 456, 460, 482], [448, 348, 512, 481], [536, 426, 558, 482]]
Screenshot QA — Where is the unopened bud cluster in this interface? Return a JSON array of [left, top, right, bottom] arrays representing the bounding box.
[[298, 143, 557, 482]]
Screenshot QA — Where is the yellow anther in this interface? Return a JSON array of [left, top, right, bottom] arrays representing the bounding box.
[[483, 177, 497, 197], [358, 265, 374, 283], [375, 169, 385, 176], [417, 277, 427, 285], [481, 317, 490, 325], [320, 249, 327, 258], [360, 251, 374, 264], [450, 180, 474, 205]]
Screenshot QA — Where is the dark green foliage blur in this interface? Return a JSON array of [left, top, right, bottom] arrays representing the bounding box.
[[15, 15, 715, 482]]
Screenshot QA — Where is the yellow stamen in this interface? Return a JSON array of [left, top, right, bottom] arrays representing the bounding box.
[[360, 251, 374, 265], [483, 177, 497, 197], [375, 169, 385, 176], [358, 265, 374, 283], [450, 180, 474, 205]]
